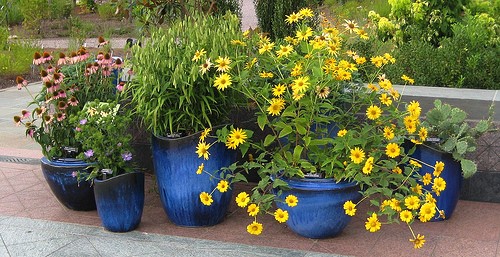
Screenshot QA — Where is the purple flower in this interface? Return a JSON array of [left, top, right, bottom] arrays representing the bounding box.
[[79, 119, 87, 125], [121, 152, 132, 161], [71, 171, 77, 178], [84, 149, 94, 158]]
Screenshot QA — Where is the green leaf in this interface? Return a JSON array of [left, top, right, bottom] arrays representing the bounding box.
[[442, 137, 457, 152], [272, 178, 288, 189], [450, 108, 467, 123], [278, 125, 293, 138], [456, 141, 468, 155], [257, 114, 267, 131], [293, 145, 304, 161], [233, 172, 248, 183], [295, 122, 308, 135], [264, 135, 276, 147], [475, 120, 490, 133], [461, 159, 477, 179]]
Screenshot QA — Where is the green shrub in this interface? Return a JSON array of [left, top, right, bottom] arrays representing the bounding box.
[[0, 26, 8, 50], [324, 0, 390, 21], [0, 0, 24, 26], [0, 42, 39, 76], [48, 0, 73, 19], [69, 16, 94, 47], [97, 2, 116, 19], [19, 0, 48, 34]]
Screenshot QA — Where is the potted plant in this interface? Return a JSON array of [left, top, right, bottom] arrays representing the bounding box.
[[128, 12, 247, 226], [70, 99, 144, 233], [406, 99, 494, 220], [13, 38, 123, 211], [192, 8, 451, 249]]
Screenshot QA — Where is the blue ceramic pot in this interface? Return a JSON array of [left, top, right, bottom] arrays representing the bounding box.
[[151, 132, 235, 227], [94, 172, 145, 232], [40, 157, 96, 211], [412, 144, 463, 221], [275, 177, 361, 239]]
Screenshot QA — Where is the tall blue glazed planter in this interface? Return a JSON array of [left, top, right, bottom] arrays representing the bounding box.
[[275, 177, 361, 239], [94, 172, 145, 232], [41, 157, 96, 211], [412, 144, 463, 221], [152, 132, 235, 227]]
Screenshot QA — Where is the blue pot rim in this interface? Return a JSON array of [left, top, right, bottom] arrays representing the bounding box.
[[41, 156, 93, 167], [153, 124, 229, 142], [94, 171, 144, 183], [277, 176, 358, 191]]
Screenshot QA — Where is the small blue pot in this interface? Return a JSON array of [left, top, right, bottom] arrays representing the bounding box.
[[275, 177, 361, 239], [152, 131, 235, 227], [412, 144, 463, 221], [94, 172, 145, 232], [41, 157, 96, 211]]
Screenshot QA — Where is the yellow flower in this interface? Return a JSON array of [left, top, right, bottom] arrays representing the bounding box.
[[230, 39, 246, 46], [370, 56, 384, 68], [401, 74, 415, 84], [410, 234, 425, 249], [258, 42, 275, 54], [385, 143, 400, 158], [227, 128, 247, 148], [276, 44, 294, 58], [259, 71, 274, 78], [433, 161, 445, 177], [356, 56, 367, 65], [215, 56, 231, 73], [245, 57, 257, 69], [418, 127, 428, 141], [200, 128, 211, 142], [355, 28, 369, 39], [422, 173, 432, 185], [343, 200, 357, 216], [399, 210, 413, 223], [407, 101, 422, 119], [425, 193, 436, 204], [213, 73, 232, 91], [247, 221, 263, 235], [404, 195, 421, 210], [199, 59, 212, 75], [285, 194, 298, 207], [291, 63, 303, 77], [285, 12, 301, 24], [362, 156, 374, 175], [298, 7, 314, 17], [392, 166, 402, 174], [409, 159, 422, 168], [350, 147, 365, 164], [267, 98, 285, 116], [199, 192, 213, 206], [343, 19, 358, 33], [296, 27, 313, 41], [272, 84, 287, 97], [365, 213, 381, 232], [378, 78, 392, 90], [412, 184, 423, 195], [380, 199, 391, 211], [292, 91, 305, 101], [235, 192, 250, 207], [366, 105, 382, 120], [196, 163, 204, 175], [419, 202, 436, 222], [274, 208, 289, 223], [379, 93, 392, 106], [389, 88, 400, 100], [225, 139, 237, 150], [316, 86, 330, 99], [390, 198, 402, 212], [192, 48, 206, 62], [432, 177, 446, 196], [337, 129, 348, 137], [383, 53, 396, 64], [383, 126, 395, 140], [217, 180, 229, 193], [291, 76, 310, 94], [247, 203, 259, 216], [195, 142, 210, 160]]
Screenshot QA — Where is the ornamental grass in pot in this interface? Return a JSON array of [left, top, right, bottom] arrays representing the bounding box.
[[191, 8, 456, 249]]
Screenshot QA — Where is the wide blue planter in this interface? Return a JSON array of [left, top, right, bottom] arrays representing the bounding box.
[[41, 157, 96, 211], [275, 177, 361, 239], [412, 144, 463, 221], [94, 172, 145, 232], [152, 132, 235, 227]]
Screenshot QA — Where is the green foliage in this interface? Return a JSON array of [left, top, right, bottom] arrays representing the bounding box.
[[78, 0, 98, 13], [48, 0, 73, 19], [0, 26, 8, 50], [422, 99, 495, 178], [325, 0, 391, 21], [129, 13, 245, 136], [19, 0, 48, 34], [0, 42, 39, 76], [97, 2, 117, 19], [0, 0, 24, 26], [68, 16, 94, 47]]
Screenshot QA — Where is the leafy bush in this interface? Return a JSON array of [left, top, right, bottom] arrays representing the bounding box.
[[0, 26, 8, 50], [97, 2, 116, 19], [48, 0, 73, 19], [19, 0, 48, 34], [0, 0, 24, 26], [0, 42, 39, 76]]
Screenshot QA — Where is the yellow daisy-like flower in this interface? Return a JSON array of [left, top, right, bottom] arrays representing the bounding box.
[[410, 234, 426, 249], [370, 56, 384, 68], [316, 86, 330, 99], [365, 213, 381, 232], [383, 53, 396, 64], [299, 7, 314, 17], [389, 88, 400, 100], [343, 19, 358, 33], [227, 128, 247, 149], [418, 127, 428, 141], [425, 193, 436, 205], [274, 208, 289, 223], [433, 161, 445, 177], [399, 210, 413, 223], [390, 198, 402, 212], [432, 177, 446, 196], [392, 166, 402, 174], [291, 76, 310, 94], [230, 39, 246, 46], [296, 27, 313, 41], [337, 129, 348, 137], [225, 139, 237, 150], [401, 74, 415, 84], [380, 199, 391, 211], [407, 101, 422, 119], [379, 93, 392, 106], [292, 91, 305, 101], [192, 48, 206, 62], [356, 56, 367, 65], [362, 156, 374, 175], [350, 147, 366, 164], [259, 71, 274, 78], [247, 203, 259, 216], [276, 44, 294, 58], [419, 202, 436, 222], [337, 69, 352, 81], [285, 12, 301, 24], [367, 83, 378, 91], [412, 184, 423, 195], [285, 195, 298, 207], [267, 98, 285, 116], [245, 57, 257, 69], [272, 84, 287, 97], [235, 192, 250, 208], [258, 42, 275, 54], [199, 59, 212, 75], [215, 56, 231, 73], [410, 160, 422, 168], [196, 163, 204, 175], [199, 192, 213, 206], [247, 221, 263, 235], [213, 73, 232, 91], [385, 143, 401, 158], [366, 105, 382, 120], [404, 195, 421, 210], [355, 28, 369, 39], [195, 142, 210, 160], [217, 180, 229, 193], [422, 173, 432, 185], [378, 79, 392, 90], [383, 126, 395, 140], [343, 200, 357, 216], [200, 128, 211, 142], [291, 63, 303, 77]]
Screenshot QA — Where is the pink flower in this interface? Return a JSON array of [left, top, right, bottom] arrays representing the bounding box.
[[84, 149, 94, 158], [102, 66, 111, 77], [16, 76, 28, 90], [57, 89, 67, 99], [53, 72, 63, 84], [40, 70, 52, 83], [116, 82, 125, 92], [68, 96, 79, 106], [33, 52, 43, 65], [57, 52, 67, 66], [42, 52, 52, 63], [75, 127, 81, 132], [28, 129, 34, 138], [46, 65, 55, 73], [21, 109, 30, 119], [113, 58, 123, 69], [56, 112, 66, 121]]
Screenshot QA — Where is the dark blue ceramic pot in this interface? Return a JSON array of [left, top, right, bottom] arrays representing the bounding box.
[[275, 177, 361, 239], [40, 157, 96, 211], [94, 172, 145, 232], [412, 144, 463, 221], [151, 132, 235, 227]]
